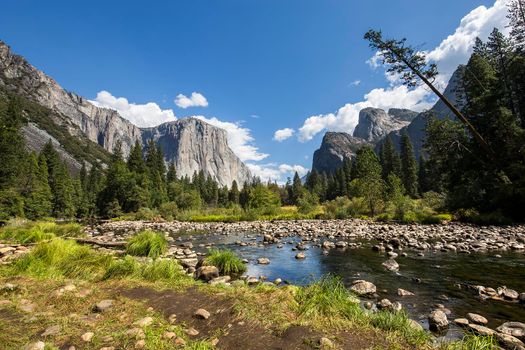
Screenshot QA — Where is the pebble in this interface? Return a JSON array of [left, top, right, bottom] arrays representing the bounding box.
[[81, 332, 94, 342], [194, 308, 211, 320]]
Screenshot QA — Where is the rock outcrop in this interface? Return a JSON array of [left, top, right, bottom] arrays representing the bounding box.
[[0, 40, 251, 185], [141, 118, 251, 187], [312, 132, 369, 174], [353, 107, 417, 143]]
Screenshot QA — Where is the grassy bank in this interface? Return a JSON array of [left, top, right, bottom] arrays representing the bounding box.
[[0, 223, 503, 349]]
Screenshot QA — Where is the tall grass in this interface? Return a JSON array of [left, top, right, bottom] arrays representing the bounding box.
[[439, 334, 498, 350], [10, 239, 111, 279], [203, 249, 246, 275], [125, 230, 168, 259], [370, 310, 430, 345], [0, 221, 83, 243], [295, 275, 361, 321], [103, 255, 185, 282]]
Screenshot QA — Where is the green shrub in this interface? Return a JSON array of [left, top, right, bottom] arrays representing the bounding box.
[[135, 207, 159, 221], [297, 191, 319, 214], [159, 202, 178, 220], [126, 230, 168, 259], [204, 249, 246, 275], [11, 239, 111, 279], [295, 275, 360, 320], [323, 197, 351, 219], [247, 185, 281, 215], [455, 209, 512, 225]]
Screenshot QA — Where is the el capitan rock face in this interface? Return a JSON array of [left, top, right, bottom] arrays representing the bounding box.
[[141, 118, 251, 187], [0, 40, 251, 186]]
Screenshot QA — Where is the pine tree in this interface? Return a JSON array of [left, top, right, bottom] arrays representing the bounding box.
[[0, 97, 26, 190], [228, 180, 240, 205], [167, 161, 177, 183], [380, 136, 401, 179], [127, 140, 146, 174], [23, 153, 52, 219], [353, 146, 384, 215], [400, 133, 418, 197], [291, 172, 303, 205], [508, 0, 525, 50]]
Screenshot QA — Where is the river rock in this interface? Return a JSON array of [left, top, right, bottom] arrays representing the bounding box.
[[467, 313, 488, 325], [397, 288, 414, 296], [322, 241, 335, 249], [81, 332, 94, 342], [257, 258, 270, 265], [454, 318, 470, 327], [428, 310, 448, 331], [295, 252, 306, 259], [409, 319, 424, 331], [382, 259, 399, 271], [94, 299, 114, 313], [497, 322, 525, 341], [194, 308, 211, 320], [350, 280, 376, 295], [377, 299, 392, 310], [495, 333, 525, 350], [469, 324, 495, 336], [196, 266, 219, 281], [209, 276, 231, 286], [335, 241, 347, 248]]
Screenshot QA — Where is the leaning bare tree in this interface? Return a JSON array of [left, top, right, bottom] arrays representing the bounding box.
[[363, 30, 496, 161]]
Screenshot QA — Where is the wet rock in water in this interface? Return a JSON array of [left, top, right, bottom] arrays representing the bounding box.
[[257, 258, 270, 265], [494, 333, 525, 350], [397, 288, 415, 297], [194, 308, 211, 320], [319, 337, 334, 349], [364, 301, 373, 310], [41, 325, 61, 337], [246, 276, 259, 285], [335, 241, 347, 248], [391, 301, 403, 312], [467, 313, 488, 325], [468, 324, 495, 336], [382, 259, 399, 272], [196, 266, 219, 281], [93, 299, 114, 313], [377, 299, 392, 310], [454, 318, 470, 327], [322, 241, 335, 249], [24, 341, 45, 350], [519, 293, 525, 303], [428, 310, 449, 331], [209, 276, 231, 286], [497, 322, 525, 341], [81, 332, 94, 342], [387, 252, 398, 259], [350, 280, 376, 295], [502, 288, 520, 300], [372, 245, 385, 252], [274, 278, 282, 285], [295, 252, 306, 259]]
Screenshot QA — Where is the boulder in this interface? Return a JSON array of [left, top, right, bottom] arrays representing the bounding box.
[[295, 252, 306, 259], [428, 310, 448, 331], [397, 288, 414, 297], [93, 299, 114, 313], [382, 259, 399, 271], [494, 333, 525, 350], [468, 324, 495, 336], [454, 318, 470, 327], [350, 280, 376, 295], [257, 258, 270, 265], [467, 313, 488, 325], [497, 322, 525, 341], [196, 266, 219, 281]]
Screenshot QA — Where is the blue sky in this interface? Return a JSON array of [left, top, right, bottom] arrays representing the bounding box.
[[0, 0, 509, 182]]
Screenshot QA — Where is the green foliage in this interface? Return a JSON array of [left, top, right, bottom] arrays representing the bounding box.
[[102, 255, 141, 279], [400, 133, 419, 198], [176, 189, 202, 211], [204, 249, 246, 275], [141, 258, 182, 281], [352, 147, 384, 215], [126, 230, 168, 259], [10, 239, 111, 279], [295, 275, 360, 320], [134, 207, 159, 221], [442, 334, 498, 350], [158, 201, 178, 220], [103, 255, 184, 282], [247, 184, 281, 215], [297, 190, 319, 214]]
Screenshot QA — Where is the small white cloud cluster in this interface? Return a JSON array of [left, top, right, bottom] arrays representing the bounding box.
[[90, 90, 176, 128], [174, 92, 209, 109], [273, 128, 295, 142]]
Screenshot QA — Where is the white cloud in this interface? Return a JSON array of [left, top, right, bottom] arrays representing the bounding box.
[[193, 116, 268, 162], [298, 0, 510, 142], [174, 92, 209, 108], [90, 90, 176, 128], [349, 80, 361, 87], [273, 128, 295, 142], [246, 163, 309, 183]]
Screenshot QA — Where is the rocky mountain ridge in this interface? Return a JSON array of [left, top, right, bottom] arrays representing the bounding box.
[[0, 40, 251, 187]]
